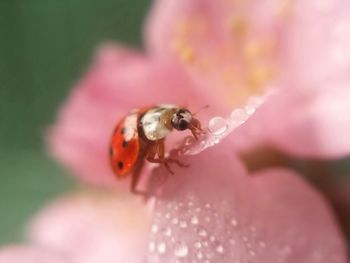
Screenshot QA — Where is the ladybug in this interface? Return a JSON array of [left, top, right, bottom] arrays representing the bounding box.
[[109, 104, 204, 194]]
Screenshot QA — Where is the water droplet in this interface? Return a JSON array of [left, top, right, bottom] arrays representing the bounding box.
[[191, 216, 199, 225], [209, 236, 215, 242], [165, 213, 171, 219], [230, 218, 238, 226], [197, 252, 203, 259], [216, 245, 224, 254], [205, 203, 212, 209], [157, 242, 166, 254], [151, 224, 159, 233], [208, 117, 228, 135], [250, 226, 256, 232], [245, 105, 256, 115], [242, 236, 248, 242], [259, 241, 266, 248], [229, 239, 236, 245], [198, 228, 208, 237], [179, 221, 188, 228], [163, 227, 172, 237], [194, 241, 202, 249], [249, 250, 256, 256], [174, 242, 189, 258], [172, 218, 179, 225], [149, 241, 155, 252], [230, 109, 248, 123], [205, 216, 211, 222]]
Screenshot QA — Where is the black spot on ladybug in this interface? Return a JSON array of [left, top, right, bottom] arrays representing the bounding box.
[[122, 140, 128, 148], [121, 128, 126, 135], [118, 161, 124, 170]]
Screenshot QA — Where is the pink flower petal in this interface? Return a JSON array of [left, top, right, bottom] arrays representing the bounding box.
[[232, 82, 350, 158], [28, 191, 150, 263], [0, 245, 66, 263], [282, 0, 350, 89], [146, 0, 284, 109], [145, 141, 348, 262], [48, 44, 212, 187]]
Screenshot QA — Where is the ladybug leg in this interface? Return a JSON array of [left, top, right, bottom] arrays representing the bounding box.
[[130, 158, 148, 197], [157, 139, 189, 168], [145, 140, 189, 174], [189, 118, 206, 140], [145, 140, 174, 174]]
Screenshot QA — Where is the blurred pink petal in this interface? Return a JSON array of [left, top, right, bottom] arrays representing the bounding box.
[[282, 0, 350, 88], [145, 141, 348, 262], [48, 44, 215, 187], [0, 245, 66, 263], [28, 191, 150, 263], [232, 81, 350, 158], [146, 0, 350, 157], [146, 0, 283, 108]]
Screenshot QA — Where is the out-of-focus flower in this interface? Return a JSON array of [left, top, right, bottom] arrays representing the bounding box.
[[0, 245, 67, 263], [27, 191, 149, 263], [2, 0, 350, 262]]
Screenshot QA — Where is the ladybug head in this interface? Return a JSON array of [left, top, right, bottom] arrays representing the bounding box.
[[171, 108, 192, 131]]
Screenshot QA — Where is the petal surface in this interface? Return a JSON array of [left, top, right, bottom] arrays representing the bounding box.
[[145, 140, 348, 262], [146, 0, 283, 109], [232, 81, 350, 158], [28, 191, 150, 263], [0, 245, 66, 263]]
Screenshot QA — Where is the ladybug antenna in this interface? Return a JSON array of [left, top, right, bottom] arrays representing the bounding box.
[[192, 104, 209, 116]]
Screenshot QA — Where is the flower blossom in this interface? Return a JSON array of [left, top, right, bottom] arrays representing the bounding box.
[[1, 0, 350, 262]]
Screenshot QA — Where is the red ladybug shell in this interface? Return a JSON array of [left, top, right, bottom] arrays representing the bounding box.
[[109, 113, 141, 177]]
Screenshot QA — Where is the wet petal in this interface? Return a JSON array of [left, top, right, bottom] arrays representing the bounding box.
[[145, 141, 348, 262], [28, 191, 150, 263]]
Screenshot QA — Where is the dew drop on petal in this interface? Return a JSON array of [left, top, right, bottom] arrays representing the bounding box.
[[230, 218, 238, 226], [151, 224, 159, 234], [179, 220, 188, 228], [191, 216, 199, 225], [194, 241, 202, 249], [208, 117, 228, 135], [165, 212, 171, 219], [230, 109, 249, 123], [157, 242, 167, 254], [259, 241, 266, 248], [149, 241, 155, 252], [198, 228, 208, 237], [163, 227, 172, 237], [216, 245, 225, 254], [174, 242, 189, 258], [244, 105, 256, 115], [229, 239, 236, 245]]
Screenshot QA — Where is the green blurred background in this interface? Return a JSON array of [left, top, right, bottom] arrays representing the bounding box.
[[0, 0, 149, 244]]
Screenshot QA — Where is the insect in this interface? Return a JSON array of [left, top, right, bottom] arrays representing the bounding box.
[[109, 104, 204, 194]]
